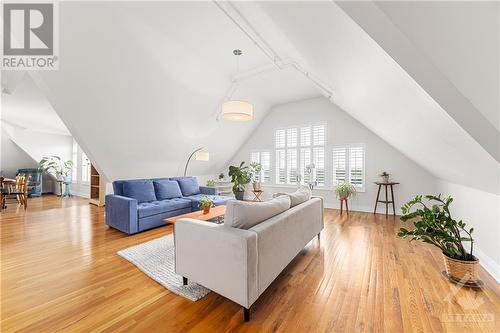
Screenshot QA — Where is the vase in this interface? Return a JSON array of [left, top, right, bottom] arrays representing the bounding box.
[[234, 190, 245, 201], [253, 182, 261, 191], [202, 206, 211, 214], [442, 253, 479, 285], [381, 175, 389, 183]]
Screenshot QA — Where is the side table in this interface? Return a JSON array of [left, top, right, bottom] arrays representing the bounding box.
[[251, 190, 263, 202], [373, 182, 399, 217]]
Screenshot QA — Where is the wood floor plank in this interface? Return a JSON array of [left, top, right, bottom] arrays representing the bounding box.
[[1, 195, 499, 332]]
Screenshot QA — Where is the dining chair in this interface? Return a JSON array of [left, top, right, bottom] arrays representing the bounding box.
[[3, 175, 29, 210]]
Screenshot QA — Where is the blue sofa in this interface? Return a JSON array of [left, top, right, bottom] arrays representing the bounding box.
[[105, 176, 232, 234]]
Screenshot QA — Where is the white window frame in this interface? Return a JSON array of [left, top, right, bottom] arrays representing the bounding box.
[[81, 151, 91, 184], [332, 143, 366, 192], [274, 123, 326, 187], [250, 150, 271, 183]]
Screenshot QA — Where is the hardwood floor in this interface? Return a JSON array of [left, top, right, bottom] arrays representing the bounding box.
[[1, 195, 499, 332]]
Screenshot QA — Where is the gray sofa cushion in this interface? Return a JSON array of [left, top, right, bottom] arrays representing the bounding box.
[[224, 196, 291, 229], [287, 187, 312, 207]]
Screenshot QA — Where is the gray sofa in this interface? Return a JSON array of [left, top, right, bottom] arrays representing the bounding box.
[[174, 189, 323, 321]]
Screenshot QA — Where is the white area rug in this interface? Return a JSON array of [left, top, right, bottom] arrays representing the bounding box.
[[117, 234, 210, 301]]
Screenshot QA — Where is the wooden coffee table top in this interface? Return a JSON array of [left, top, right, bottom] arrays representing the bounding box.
[[163, 205, 226, 224]]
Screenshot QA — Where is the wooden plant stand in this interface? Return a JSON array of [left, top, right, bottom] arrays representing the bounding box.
[[340, 198, 349, 215], [373, 182, 399, 217]]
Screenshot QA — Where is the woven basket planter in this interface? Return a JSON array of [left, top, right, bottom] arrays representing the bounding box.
[[443, 254, 479, 284]]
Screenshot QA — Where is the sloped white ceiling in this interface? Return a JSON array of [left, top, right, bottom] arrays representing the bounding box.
[[2, 74, 70, 136], [32, 1, 320, 180], [241, 1, 499, 193], [29, 1, 498, 194]]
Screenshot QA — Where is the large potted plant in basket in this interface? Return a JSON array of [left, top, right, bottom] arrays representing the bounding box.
[[398, 195, 478, 285], [228, 162, 251, 200]]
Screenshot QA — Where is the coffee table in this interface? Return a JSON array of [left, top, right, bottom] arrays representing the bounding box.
[[163, 205, 226, 225]]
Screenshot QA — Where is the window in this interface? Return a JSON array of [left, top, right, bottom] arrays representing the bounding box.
[[250, 151, 271, 183], [71, 139, 78, 182], [332, 144, 365, 190], [287, 149, 297, 184], [332, 147, 347, 184], [81, 152, 90, 183], [313, 147, 325, 186], [275, 123, 325, 186], [275, 150, 286, 184]]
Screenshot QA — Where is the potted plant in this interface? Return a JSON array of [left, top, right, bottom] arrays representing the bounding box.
[[398, 195, 478, 285], [333, 183, 357, 200], [206, 179, 215, 187], [380, 171, 390, 183], [39, 156, 73, 182], [199, 196, 215, 214], [249, 162, 263, 191], [228, 162, 251, 200]]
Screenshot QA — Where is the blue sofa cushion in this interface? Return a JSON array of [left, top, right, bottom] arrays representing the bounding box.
[[183, 194, 232, 210], [175, 177, 201, 196], [122, 180, 156, 203], [153, 180, 182, 200], [137, 198, 191, 218]]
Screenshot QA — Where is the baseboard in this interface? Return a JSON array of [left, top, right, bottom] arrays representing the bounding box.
[[323, 202, 402, 215], [474, 247, 500, 283]]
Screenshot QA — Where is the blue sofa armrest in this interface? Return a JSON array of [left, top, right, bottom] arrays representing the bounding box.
[[105, 195, 138, 234], [200, 186, 216, 195]]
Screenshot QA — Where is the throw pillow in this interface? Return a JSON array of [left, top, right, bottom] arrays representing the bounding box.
[[123, 180, 156, 203], [153, 180, 183, 200], [224, 195, 291, 229], [288, 186, 312, 207], [175, 177, 201, 197]]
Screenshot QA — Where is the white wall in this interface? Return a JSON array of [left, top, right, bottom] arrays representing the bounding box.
[[0, 129, 38, 178], [436, 180, 500, 282], [374, 1, 499, 130], [229, 97, 437, 214], [2, 122, 78, 195]]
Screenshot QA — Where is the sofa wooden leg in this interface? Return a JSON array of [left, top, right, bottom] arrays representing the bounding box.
[[243, 307, 250, 322], [182, 277, 188, 286]]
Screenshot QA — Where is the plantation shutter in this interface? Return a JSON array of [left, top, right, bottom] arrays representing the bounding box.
[[349, 146, 364, 188], [261, 151, 271, 183], [300, 148, 311, 185], [286, 128, 298, 147], [276, 150, 286, 184], [313, 147, 325, 186], [287, 149, 298, 184], [333, 147, 347, 184], [275, 129, 285, 148], [251, 151, 260, 163], [300, 126, 311, 147], [312, 124, 325, 146]]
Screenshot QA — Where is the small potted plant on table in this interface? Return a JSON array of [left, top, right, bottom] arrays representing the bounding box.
[[199, 196, 215, 214], [228, 162, 251, 200], [333, 183, 357, 214], [398, 195, 480, 286], [249, 162, 263, 191], [380, 171, 390, 183]]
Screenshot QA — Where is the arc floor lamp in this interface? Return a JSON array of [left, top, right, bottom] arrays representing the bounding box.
[[184, 147, 209, 176]]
